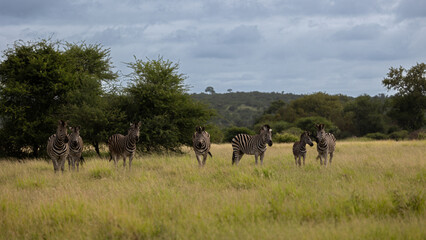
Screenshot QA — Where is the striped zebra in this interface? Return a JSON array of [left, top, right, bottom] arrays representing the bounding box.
[[192, 126, 212, 166], [67, 126, 84, 171], [316, 124, 336, 166], [293, 131, 314, 166], [47, 120, 69, 173], [108, 121, 141, 170], [231, 124, 273, 165]]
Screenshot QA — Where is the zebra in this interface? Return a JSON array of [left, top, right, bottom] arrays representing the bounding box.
[[67, 126, 84, 171], [316, 124, 336, 166], [293, 131, 314, 166], [231, 124, 273, 165], [47, 120, 69, 173], [108, 121, 141, 170], [192, 126, 212, 166]]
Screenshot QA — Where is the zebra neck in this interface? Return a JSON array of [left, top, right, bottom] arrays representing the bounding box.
[[125, 135, 137, 148]]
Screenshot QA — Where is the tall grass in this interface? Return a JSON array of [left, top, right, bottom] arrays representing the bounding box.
[[0, 140, 425, 239]]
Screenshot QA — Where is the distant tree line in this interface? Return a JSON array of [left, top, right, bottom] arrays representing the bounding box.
[[0, 39, 424, 158]]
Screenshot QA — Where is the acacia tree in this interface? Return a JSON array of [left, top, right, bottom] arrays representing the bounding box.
[[0, 39, 73, 157], [383, 63, 426, 130], [0, 40, 121, 158], [125, 57, 214, 152], [59, 43, 121, 156]]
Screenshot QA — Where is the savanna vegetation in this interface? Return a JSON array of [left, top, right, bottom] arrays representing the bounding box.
[[0, 38, 425, 158], [0, 141, 425, 239]]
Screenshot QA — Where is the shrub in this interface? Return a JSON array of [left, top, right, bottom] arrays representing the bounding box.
[[365, 132, 388, 140], [223, 126, 255, 143], [273, 133, 299, 143], [389, 130, 409, 140]]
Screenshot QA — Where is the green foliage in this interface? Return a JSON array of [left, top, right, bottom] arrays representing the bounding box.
[[295, 116, 338, 136], [0, 39, 73, 157], [365, 132, 388, 140], [223, 126, 255, 143], [254, 121, 293, 134], [192, 92, 301, 127], [280, 92, 347, 123], [125, 56, 214, 152], [204, 124, 224, 143], [343, 95, 388, 136], [0, 39, 120, 158], [383, 63, 426, 130], [388, 130, 409, 140], [273, 133, 299, 143]]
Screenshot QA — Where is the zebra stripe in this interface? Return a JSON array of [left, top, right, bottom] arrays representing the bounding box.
[[231, 124, 273, 165], [192, 126, 212, 166], [108, 121, 141, 170], [316, 124, 336, 166], [47, 120, 69, 173], [68, 126, 84, 171], [293, 131, 314, 166]]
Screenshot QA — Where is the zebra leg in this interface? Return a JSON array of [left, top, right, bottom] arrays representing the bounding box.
[[324, 152, 328, 167], [76, 161, 79, 172], [202, 154, 207, 166], [260, 152, 265, 165], [302, 154, 306, 166], [123, 157, 126, 168], [60, 157, 66, 172], [319, 155, 323, 165], [329, 152, 333, 165], [196, 154, 202, 166], [129, 155, 133, 170], [255, 153, 259, 165], [68, 157, 71, 171], [294, 156, 298, 166], [52, 158, 59, 173]]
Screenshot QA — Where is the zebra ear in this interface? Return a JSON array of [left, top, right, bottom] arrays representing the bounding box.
[[137, 121, 142, 128], [201, 126, 205, 131]]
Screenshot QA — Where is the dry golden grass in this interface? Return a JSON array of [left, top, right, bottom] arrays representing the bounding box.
[[0, 140, 425, 239]]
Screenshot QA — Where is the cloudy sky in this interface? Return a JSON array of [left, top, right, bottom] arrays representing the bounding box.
[[0, 0, 425, 96]]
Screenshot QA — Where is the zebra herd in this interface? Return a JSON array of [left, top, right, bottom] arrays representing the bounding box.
[[194, 124, 336, 167], [47, 120, 336, 172]]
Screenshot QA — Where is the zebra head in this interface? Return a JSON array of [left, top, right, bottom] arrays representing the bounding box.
[[128, 121, 142, 143], [194, 126, 207, 149], [260, 124, 273, 147], [57, 120, 69, 143], [301, 131, 314, 147], [69, 126, 81, 149], [316, 124, 326, 141], [195, 126, 205, 133]]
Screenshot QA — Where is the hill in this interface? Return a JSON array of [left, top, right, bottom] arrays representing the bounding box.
[[191, 91, 303, 128]]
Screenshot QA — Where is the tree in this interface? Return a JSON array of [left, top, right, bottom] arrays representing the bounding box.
[[126, 56, 214, 152], [382, 63, 426, 130], [59, 42, 119, 157], [205, 86, 216, 94], [343, 95, 387, 136], [0, 39, 120, 158], [0, 39, 73, 157]]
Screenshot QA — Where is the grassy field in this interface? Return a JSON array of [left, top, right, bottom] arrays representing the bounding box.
[[0, 141, 425, 239]]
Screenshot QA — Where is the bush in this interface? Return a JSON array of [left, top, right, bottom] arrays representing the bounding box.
[[365, 132, 388, 140], [204, 124, 224, 143], [223, 126, 256, 143], [254, 121, 293, 134], [273, 133, 299, 143], [389, 130, 409, 140]]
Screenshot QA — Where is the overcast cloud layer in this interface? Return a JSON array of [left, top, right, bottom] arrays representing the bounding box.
[[1, 0, 425, 96]]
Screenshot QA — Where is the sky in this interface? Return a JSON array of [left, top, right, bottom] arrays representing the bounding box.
[[0, 0, 425, 96]]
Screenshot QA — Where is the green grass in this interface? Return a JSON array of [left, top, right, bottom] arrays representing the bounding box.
[[0, 141, 425, 239]]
